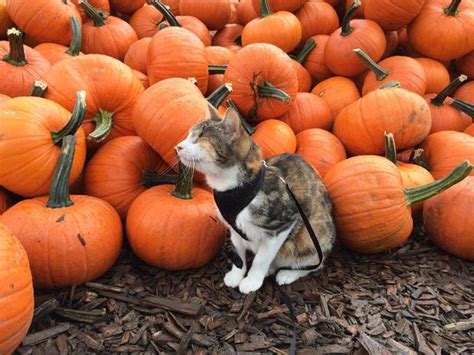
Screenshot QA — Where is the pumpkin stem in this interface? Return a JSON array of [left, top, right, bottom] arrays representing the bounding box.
[[51, 91, 87, 145], [208, 64, 227, 75], [354, 48, 389, 80], [142, 171, 178, 188], [379, 81, 400, 89], [431, 74, 467, 106], [341, 0, 361, 36], [260, 0, 273, 18], [89, 109, 114, 142], [226, 99, 256, 135], [66, 17, 82, 56], [405, 160, 473, 206], [449, 98, 474, 117], [411, 148, 430, 170], [172, 163, 193, 199], [149, 0, 181, 27], [78, 0, 107, 27], [30, 80, 48, 97], [207, 83, 233, 108], [257, 81, 291, 104], [444, 0, 462, 16], [46, 135, 76, 209], [3, 28, 27, 66], [384, 132, 398, 165], [295, 38, 317, 65]]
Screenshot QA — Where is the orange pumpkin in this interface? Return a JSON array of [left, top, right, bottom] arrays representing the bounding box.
[[72, 0, 110, 21], [124, 37, 151, 75], [251, 0, 306, 13], [212, 24, 243, 53], [128, 4, 163, 39], [109, 0, 145, 14], [0, 0, 13, 39], [415, 57, 451, 94], [205, 46, 234, 95], [295, 1, 339, 45], [456, 50, 474, 80], [382, 30, 399, 59], [0, 223, 34, 355], [296, 35, 332, 82], [454, 80, 474, 103], [132, 69, 149, 89], [126, 164, 225, 270], [251, 119, 297, 158], [292, 59, 313, 93], [364, 0, 426, 31], [237, 0, 258, 25], [179, 0, 232, 30], [0, 135, 123, 288], [424, 176, 474, 260], [0, 92, 87, 197], [296, 128, 347, 177]]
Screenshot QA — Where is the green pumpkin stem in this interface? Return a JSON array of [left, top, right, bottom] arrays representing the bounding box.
[[379, 81, 401, 89], [30, 81, 48, 97], [89, 109, 114, 142], [405, 160, 473, 206], [354, 48, 389, 80], [51, 91, 87, 145], [260, 0, 273, 18], [149, 0, 181, 27], [172, 163, 193, 199], [66, 17, 83, 56], [226, 99, 256, 135], [445, 0, 462, 16], [295, 38, 317, 65], [208, 64, 227, 75], [341, 0, 361, 36], [142, 172, 178, 189], [431, 75, 467, 106], [207, 83, 233, 108], [78, 0, 107, 27], [384, 132, 398, 165], [46, 135, 76, 208], [449, 98, 474, 117], [257, 81, 291, 103], [3, 28, 27, 66]]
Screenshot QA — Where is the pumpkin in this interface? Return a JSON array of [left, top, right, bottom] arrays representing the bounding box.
[[128, 4, 163, 39], [343, 0, 366, 18], [72, 0, 110, 21], [242, 0, 303, 53], [296, 128, 347, 177], [251, 119, 297, 158], [425, 75, 472, 133], [0, 92, 86, 197], [0, 223, 34, 355], [333, 82, 432, 155], [78, 0, 138, 61], [415, 57, 451, 93], [424, 176, 474, 260], [0, 187, 10, 215], [325, 0, 386, 77], [464, 123, 474, 136], [251, 0, 306, 13], [382, 30, 399, 59], [295, 1, 339, 45], [277, 93, 333, 134], [224, 43, 298, 121], [0, 28, 51, 97], [133, 69, 149, 89], [323, 155, 472, 253], [83, 136, 173, 220], [109, 0, 145, 14], [29, 80, 48, 97], [0, 94, 10, 104], [212, 24, 243, 53], [422, 131, 474, 179], [296, 36, 332, 82], [0, 0, 13, 39], [408, 0, 474, 61], [454, 80, 474, 103], [237, 0, 258, 25], [124, 37, 151, 75], [292, 59, 313, 93], [162, 0, 180, 14], [126, 163, 225, 270], [45, 54, 144, 146], [179, 0, 232, 30], [384, 132, 434, 219], [364, 0, 426, 31], [354, 49, 427, 95], [7, 0, 81, 45], [34, 17, 83, 65], [311, 76, 361, 120], [397, 26, 422, 57], [0, 135, 123, 288], [456, 50, 474, 80], [205, 46, 234, 95]]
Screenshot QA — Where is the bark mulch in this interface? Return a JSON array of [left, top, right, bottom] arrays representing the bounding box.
[[16, 225, 474, 354]]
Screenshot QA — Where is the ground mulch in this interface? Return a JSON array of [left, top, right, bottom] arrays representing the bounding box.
[[16, 225, 474, 355]]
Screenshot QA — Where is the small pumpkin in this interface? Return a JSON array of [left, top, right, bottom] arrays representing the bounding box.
[[72, 0, 110, 21], [296, 128, 347, 177], [295, 36, 332, 82], [295, 1, 339, 45], [251, 0, 306, 13], [237, 0, 258, 25], [424, 176, 474, 260], [205, 46, 234, 95], [454, 80, 474, 103], [364, 0, 426, 31], [109, 0, 145, 14], [212, 24, 243, 53], [415, 57, 451, 94], [179, 0, 232, 30], [292, 58, 313, 93], [0, 135, 123, 288], [456, 50, 474, 80], [251, 119, 297, 158], [128, 4, 163, 39], [382, 30, 399, 59], [124, 37, 151, 75], [0, 223, 34, 355], [0, 0, 14, 39]]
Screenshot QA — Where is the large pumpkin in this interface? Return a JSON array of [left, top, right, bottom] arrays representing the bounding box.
[[364, 0, 426, 31], [0, 136, 123, 288], [0, 223, 34, 355]]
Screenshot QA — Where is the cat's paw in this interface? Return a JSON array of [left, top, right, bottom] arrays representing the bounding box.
[[239, 276, 263, 294], [224, 266, 245, 288], [276, 270, 302, 285]]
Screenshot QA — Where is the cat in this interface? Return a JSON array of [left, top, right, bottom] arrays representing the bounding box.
[[175, 104, 336, 294]]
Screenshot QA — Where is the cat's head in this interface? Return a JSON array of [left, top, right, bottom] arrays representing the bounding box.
[[176, 104, 258, 177]]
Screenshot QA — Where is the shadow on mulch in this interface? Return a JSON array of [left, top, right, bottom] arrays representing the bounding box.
[[17, 225, 474, 355]]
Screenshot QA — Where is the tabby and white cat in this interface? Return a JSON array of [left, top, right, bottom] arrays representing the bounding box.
[[176, 105, 335, 294]]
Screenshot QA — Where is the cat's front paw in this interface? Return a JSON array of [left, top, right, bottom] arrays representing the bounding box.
[[224, 266, 245, 288], [276, 270, 302, 285], [239, 276, 263, 294]]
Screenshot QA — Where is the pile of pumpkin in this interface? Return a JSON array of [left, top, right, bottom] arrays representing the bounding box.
[[0, 0, 474, 352]]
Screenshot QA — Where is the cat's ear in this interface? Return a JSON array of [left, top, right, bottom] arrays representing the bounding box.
[[222, 106, 242, 138], [206, 102, 222, 122]]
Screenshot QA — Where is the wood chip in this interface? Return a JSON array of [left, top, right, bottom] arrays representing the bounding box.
[[23, 324, 71, 346]]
